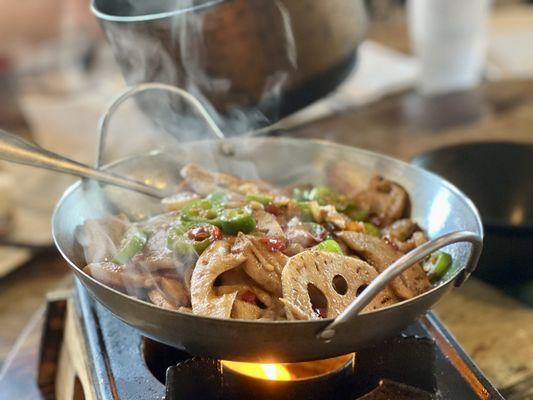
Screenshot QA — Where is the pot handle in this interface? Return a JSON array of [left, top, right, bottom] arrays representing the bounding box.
[[317, 230, 483, 342], [95, 83, 225, 169]]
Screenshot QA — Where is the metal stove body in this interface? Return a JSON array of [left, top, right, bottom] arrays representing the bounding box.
[[38, 280, 504, 400]]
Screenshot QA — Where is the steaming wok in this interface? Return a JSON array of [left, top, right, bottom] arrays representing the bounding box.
[[52, 137, 483, 362]]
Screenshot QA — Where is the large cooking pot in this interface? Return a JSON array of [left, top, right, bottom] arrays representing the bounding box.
[[51, 137, 482, 362], [91, 0, 367, 128]]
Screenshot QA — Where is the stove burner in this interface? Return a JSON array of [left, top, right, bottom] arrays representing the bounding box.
[[37, 283, 504, 400], [160, 336, 435, 400]]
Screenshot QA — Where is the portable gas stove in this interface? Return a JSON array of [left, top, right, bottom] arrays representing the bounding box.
[[36, 280, 503, 400]]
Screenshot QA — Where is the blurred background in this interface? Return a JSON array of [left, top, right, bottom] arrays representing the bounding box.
[[0, 0, 532, 397]]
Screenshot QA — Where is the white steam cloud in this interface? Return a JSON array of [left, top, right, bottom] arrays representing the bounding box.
[[101, 0, 299, 139]]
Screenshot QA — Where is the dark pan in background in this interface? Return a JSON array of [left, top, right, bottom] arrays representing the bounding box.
[[412, 141, 533, 306]]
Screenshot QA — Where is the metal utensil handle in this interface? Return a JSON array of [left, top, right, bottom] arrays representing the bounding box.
[[0, 129, 163, 198], [317, 230, 483, 342], [96, 83, 225, 168]]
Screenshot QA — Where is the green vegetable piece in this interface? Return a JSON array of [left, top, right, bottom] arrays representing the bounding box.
[[336, 200, 368, 222], [246, 193, 273, 205], [425, 251, 453, 283], [334, 198, 351, 213], [181, 199, 220, 223], [113, 227, 147, 264], [348, 209, 369, 221], [308, 185, 334, 204], [192, 239, 212, 254], [167, 222, 217, 256], [168, 237, 211, 256], [171, 240, 197, 256], [313, 239, 343, 254], [292, 188, 310, 201], [207, 191, 229, 204], [297, 201, 314, 222], [166, 222, 192, 250], [219, 208, 256, 235], [363, 222, 381, 237]]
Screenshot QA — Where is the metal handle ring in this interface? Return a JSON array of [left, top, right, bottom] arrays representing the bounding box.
[[317, 230, 483, 342], [95, 83, 225, 169]]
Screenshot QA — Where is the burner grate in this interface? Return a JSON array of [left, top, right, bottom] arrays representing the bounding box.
[[39, 281, 504, 400], [163, 336, 435, 400]]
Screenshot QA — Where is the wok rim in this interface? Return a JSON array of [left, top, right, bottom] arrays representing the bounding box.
[[52, 136, 483, 327], [91, 0, 226, 23]]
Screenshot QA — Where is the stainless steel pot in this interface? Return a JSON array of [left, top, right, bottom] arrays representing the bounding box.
[[51, 100, 483, 362], [44, 84, 483, 362], [91, 0, 367, 127]]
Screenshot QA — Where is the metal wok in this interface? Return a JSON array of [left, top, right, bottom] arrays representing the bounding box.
[[52, 134, 483, 362]]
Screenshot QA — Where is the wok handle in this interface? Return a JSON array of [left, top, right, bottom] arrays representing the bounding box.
[[317, 230, 483, 342], [95, 83, 225, 168]]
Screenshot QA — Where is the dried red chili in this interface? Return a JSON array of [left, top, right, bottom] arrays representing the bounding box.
[[187, 225, 222, 241], [211, 226, 222, 240], [260, 236, 286, 252], [240, 290, 257, 304]]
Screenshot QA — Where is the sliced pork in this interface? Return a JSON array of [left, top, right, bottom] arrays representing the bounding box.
[[354, 175, 410, 227], [337, 231, 430, 300]]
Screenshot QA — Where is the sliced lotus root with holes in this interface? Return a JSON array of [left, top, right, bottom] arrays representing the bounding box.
[[281, 250, 398, 320], [191, 241, 245, 318]]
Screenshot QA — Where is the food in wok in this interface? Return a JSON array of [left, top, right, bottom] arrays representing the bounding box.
[[79, 164, 453, 321]]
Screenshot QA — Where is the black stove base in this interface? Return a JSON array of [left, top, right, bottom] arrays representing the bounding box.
[[71, 280, 503, 400]]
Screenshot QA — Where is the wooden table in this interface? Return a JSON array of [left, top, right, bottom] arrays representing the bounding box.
[[1, 77, 533, 396]]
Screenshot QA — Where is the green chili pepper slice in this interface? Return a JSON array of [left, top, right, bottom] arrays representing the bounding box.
[[167, 223, 221, 256], [166, 222, 192, 250], [219, 208, 256, 235], [297, 201, 314, 222], [363, 222, 381, 237], [293, 188, 310, 201], [348, 209, 369, 221], [168, 237, 212, 256], [113, 226, 147, 264], [170, 240, 197, 256], [424, 251, 453, 283], [207, 191, 230, 205], [335, 199, 368, 222], [313, 239, 343, 254], [181, 199, 219, 223], [308, 185, 335, 204], [246, 193, 273, 205]]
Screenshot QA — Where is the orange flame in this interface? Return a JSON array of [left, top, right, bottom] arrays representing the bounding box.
[[222, 361, 293, 381], [222, 354, 354, 382]]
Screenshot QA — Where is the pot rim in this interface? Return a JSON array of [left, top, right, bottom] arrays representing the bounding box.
[[91, 0, 225, 23]]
